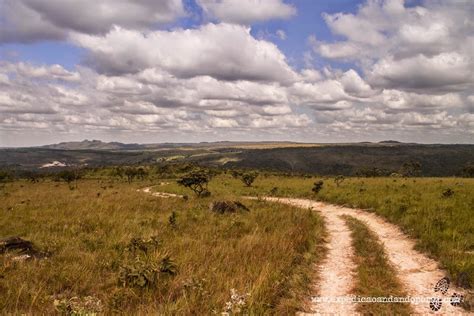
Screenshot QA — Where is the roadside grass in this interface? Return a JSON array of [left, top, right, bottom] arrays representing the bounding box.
[[0, 179, 325, 314], [342, 215, 413, 315], [157, 174, 474, 291]]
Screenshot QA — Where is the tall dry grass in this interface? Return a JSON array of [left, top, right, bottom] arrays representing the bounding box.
[[0, 179, 325, 314]]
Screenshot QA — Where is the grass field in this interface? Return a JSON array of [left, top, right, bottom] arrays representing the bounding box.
[[156, 173, 474, 291], [1, 172, 473, 313], [0, 180, 325, 314]]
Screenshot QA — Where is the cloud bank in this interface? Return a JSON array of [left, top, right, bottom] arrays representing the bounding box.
[[0, 0, 472, 146]]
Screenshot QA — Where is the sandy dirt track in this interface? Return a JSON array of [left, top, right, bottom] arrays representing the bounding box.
[[261, 197, 467, 315]]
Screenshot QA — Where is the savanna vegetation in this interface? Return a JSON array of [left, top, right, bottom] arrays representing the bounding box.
[[0, 176, 325, 314], [155, 172, 474, 293], [1, 161, 473, 313]]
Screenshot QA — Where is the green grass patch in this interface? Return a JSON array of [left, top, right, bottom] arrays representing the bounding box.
[[343, 215, 413, 315]]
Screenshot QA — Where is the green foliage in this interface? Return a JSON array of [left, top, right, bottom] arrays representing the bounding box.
[[124, 167, 148, 184], [125, 236, 160, 255], [2, 144, 474, 177], [177, 170, 210, 197], [400, 161, 422, 177], [312, 180, 324, 194], [0, 170, 12, 184], [57, 169, 82, 189], [159, 255, 177, 276], [334, 175, 345, 187], [120, 235, 176, 289], [240, 172, 258, 187], [118, 254, 177, 289], [22, 170, 43, 183], [461, 164, 474, 177], [230, 170, 242, 179], [119, 257, 160, 289], [355, 167, 393, 177], [111, 167, 124, 179]]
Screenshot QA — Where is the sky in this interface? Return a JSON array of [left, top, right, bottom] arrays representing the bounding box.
[[0, 0, 472, 147]]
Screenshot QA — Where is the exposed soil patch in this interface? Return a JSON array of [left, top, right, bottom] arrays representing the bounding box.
[[139, 187, 183, 198]]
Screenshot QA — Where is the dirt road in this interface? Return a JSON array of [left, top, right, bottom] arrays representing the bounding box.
[[261, 197, 467, 315]]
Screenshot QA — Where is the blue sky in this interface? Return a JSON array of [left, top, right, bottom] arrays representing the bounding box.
[[0, 0, 472, 146], [0, 0, 362, 71]]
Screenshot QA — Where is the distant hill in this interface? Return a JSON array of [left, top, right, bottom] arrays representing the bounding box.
[[37, 140, 323, 151], [219, 144, 474, 177], [40, 139, 144, 151], [1, 141, 472, 176]]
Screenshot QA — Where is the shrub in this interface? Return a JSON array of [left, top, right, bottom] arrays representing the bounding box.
[[124, 167, 148, 184], [125, 236, 160, 255], [119, 257, 160, 288], [400, 161, 422, 177], [241, 172, 258, 187], [461, 164, 474, 178], [230, 170, 242, 179], [159, 255, 177, 276], [355, 167, 392, 177], [442, 188, 454, 198], [269, 187, 278, 196], [312, 180, 324, 194], [168, 211, 177, 228], [21, 170, 42, 183], [209, 201, 250, 214], [111, 167, 124, 180], [118, 256, 177, 289], [0, 170, 12, 183], [334, 175, 345, 187], [57, 169, 82, 189]]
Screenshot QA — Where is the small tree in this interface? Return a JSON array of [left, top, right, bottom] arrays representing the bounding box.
[[231, 170, 242, 179], [241, 172, 258, 187], [58, 169, 81, 189], [112, 167, 124, 180], [177, 170, 210, 197], [461, 164, 474, 178], [136, 167, 148, 181], [312, 180, 324, 194], [334, 175, 345, 187], [400, 161, 422, 177], [124, 167, 138, 184], [0, 170, 11, 182], [0, 170, 12, 190]]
